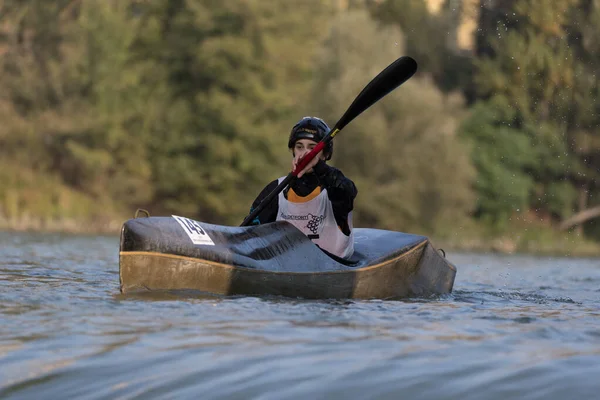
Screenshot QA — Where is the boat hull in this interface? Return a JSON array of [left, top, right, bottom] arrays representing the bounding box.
[[119, 216, 456, 299]]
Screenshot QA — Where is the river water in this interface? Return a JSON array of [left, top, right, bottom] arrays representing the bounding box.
[[1, 231, 599, 399]]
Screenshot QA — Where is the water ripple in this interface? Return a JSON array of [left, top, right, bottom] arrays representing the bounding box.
[[1, 234, 599, 399]]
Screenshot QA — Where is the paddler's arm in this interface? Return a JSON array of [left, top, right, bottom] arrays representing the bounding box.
[[313, 159, 357, 234], [247, 179, 279, 225]]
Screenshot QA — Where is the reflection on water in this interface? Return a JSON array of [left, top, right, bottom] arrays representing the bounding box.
[[0, 231, 599, 399]]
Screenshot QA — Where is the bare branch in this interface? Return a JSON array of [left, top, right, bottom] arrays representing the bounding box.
[[559, 205, 600, 230]]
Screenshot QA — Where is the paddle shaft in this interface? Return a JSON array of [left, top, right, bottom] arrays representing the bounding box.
[[240, 56, 417, 227]]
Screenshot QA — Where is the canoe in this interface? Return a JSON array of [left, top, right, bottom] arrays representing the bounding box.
[[119, 215, 457, 299]]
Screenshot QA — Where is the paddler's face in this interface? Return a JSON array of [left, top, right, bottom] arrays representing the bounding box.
[[292, 139, 325, 173]]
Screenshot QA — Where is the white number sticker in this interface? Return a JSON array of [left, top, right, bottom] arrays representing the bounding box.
[[172, 215, 215, 246]]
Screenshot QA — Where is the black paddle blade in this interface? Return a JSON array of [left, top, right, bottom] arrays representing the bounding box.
[[333, 56, 417, 132]]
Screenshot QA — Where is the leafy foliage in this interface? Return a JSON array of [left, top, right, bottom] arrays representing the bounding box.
[[461, 0, 599, 232], [0, 0, 332, 226]]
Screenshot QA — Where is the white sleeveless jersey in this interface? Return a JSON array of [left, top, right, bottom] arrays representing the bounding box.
[[276, 177, 354, 259]]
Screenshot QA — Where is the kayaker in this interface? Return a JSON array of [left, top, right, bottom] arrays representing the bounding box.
[[247, 116, 358, 259]]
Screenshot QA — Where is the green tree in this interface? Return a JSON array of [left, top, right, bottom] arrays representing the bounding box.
[[0, 1, 159, 225], [134, 0, 333, 223], [466, 0, 600, 234], [459, 98, 535, 227], [0, 0, 334, 228]]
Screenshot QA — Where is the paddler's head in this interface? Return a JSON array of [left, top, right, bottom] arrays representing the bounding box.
[[288, 117, 333, 169]]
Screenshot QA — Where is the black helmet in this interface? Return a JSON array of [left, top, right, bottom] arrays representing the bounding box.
[[287, 117, 333, 160]]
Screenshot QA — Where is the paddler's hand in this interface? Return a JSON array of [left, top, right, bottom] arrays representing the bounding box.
[[293, 150, 323, 178]]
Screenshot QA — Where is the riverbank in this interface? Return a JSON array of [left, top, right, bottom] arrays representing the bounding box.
[[0, 214, 124, 236], [435, 222, 600, 258], [2, 213, 599, 257]]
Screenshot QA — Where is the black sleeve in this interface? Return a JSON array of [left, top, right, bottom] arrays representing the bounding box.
[[312, 160, 358, 234], [247, 179, 279, 225]]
